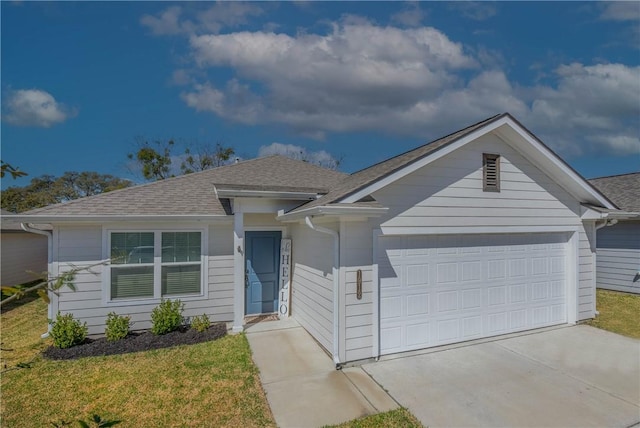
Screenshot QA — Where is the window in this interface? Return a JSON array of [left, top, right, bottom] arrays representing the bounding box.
[[483, 153, 500, 192], [109, 231, 203, 301]]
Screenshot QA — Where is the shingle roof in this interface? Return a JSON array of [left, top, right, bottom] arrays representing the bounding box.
[[23, 156, 348, 217], [589, 172, 640, 212], [287, 113, 505, 213]]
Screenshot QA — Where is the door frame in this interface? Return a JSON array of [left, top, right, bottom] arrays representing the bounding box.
[[244, 227, 287, 316]]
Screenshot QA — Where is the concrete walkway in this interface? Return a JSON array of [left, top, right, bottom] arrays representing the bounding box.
[[245, 318, 398, 428], [363, 325, 640, 428]]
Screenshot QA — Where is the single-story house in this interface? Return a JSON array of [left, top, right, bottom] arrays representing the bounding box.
[[589, 173, 640, 294], [1, 209, 49, 286], [6, 113, 630, 365]]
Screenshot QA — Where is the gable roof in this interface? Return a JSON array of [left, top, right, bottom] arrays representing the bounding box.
[[287, 114, 505, 214], [589, 172, 640, 212], [18, 156, 347, 218], [284, 113, 616, 219]]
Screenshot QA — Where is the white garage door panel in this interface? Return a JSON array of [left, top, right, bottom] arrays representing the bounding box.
[[379, 233, 568, 354]]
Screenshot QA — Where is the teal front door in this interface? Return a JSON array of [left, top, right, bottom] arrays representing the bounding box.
[[245, 231, 281, 315]]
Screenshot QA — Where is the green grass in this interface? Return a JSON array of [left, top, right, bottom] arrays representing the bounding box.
[[585, 289, 640, 339], [325, 408, 423, 428], [1, 299, 276, 427]]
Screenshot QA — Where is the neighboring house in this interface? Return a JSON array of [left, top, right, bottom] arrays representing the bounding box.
[[1, 209, 49, 286], [6, 113, 627, 365], [589, 173, 640, 294]]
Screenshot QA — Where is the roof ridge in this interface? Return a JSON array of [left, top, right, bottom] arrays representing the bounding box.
[[346, 113, 505, 177]]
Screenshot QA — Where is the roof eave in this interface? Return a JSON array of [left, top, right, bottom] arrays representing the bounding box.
[[215, 188, 321, 200], [2, 214, 232, 224], [276, 205, 388, 222]]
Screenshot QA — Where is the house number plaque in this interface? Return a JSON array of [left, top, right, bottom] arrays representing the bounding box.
[[279, 239, 292, 317]]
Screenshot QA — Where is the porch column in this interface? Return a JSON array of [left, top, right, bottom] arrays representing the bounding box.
[[232, 201, 244, 333]]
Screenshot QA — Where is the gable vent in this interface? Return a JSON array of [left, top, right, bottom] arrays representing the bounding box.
[[483, 153, 500, 192]]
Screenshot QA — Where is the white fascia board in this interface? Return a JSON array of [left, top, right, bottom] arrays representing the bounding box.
[[495, 119, 616, 209], [341, 116, 511, 203], [216, 188, 320, 200], [2, 215, 232, 224], [276, 205, 388, 222]]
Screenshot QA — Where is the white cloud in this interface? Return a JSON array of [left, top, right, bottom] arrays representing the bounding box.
[[140, 2, 264, 36], [449, 2, 497, 21], [600, 2, 640, 21], [391, 2, 426, 27], [3, 89, 75, 127], [258, 142, 341, 169], [140, 6, 184, 35], [174, 17, 638, 156], [526, 63, 640, 155]]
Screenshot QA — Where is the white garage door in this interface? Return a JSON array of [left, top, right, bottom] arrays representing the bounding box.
[[378, 233, 568, 355]]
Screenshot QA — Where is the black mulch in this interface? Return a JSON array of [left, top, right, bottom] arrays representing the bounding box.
[[42, 323, 227, 360]]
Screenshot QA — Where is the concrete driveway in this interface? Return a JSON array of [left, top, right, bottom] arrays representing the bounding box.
[[363, 325, 640, 428]]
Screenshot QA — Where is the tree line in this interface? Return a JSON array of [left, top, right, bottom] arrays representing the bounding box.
[[1, 139, 341, 213]]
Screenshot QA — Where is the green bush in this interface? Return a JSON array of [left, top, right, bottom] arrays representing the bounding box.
[[150, 299, 184, 335], [190, 314, 210, 333], [50, 312, 88, 349], [105, 312, 131, 342]]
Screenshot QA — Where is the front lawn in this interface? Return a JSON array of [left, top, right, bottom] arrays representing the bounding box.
[[1, 299, 275, 427], [585, 289, 640, 339], [325, 408, 423, 428]]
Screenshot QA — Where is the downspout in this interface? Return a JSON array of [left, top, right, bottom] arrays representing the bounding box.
[[21, 223, 53, 339], [304, 216, 341, 369], [595, 218, 618, 230]]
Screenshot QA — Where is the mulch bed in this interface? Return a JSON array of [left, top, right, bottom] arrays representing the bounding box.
[[42, 323, 227, 360]]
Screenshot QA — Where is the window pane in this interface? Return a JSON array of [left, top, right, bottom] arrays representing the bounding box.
[[162, 265, 201, 296], [111, 266, 154, 299], [111, 232, 154, 265], [162, 232, 201, 263]]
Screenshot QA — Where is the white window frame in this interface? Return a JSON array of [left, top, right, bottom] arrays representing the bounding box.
[[102, 226, 209, 306]]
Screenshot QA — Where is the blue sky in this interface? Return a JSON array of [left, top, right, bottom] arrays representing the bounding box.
[[2, 1, 639, 190]]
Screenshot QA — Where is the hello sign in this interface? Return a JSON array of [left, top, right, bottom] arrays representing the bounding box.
[[279, 239, 292, 317]]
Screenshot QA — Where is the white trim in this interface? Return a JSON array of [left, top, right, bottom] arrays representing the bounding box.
[[243, 225, 288, 237], [232, 203, 244, 333], [342, 117, 510, 203], [101, 227, 209, 306], [277, 205, 388, 222], [216, 188, 320, 200], [341, 116, 616, 210], [7, 215, 232, 224], [495, 121, 616, 209], [51, 227, 60, 324], [567, 230, 579, 324], [372, 228, 381, 360], [378, 225, 581, 236]]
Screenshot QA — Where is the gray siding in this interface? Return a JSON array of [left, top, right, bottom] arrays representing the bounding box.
[[55, 223, 234, 335], [596, 221, 640, 294], [290, 222, 335, 353], [340, 221, 375, 362], [0, 231, 48, 286], [370, 133, 595, 322], [373, 134, 583, 232], [578, 222, 597, 319]]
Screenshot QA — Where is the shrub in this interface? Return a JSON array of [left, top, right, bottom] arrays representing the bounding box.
[[150, 299, 184, 335], [105, 312, 131, 342], [50, 312, 88, 349], [190, 314, 210, 333]]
